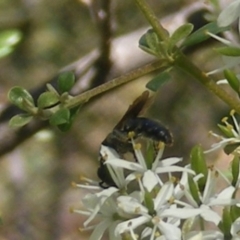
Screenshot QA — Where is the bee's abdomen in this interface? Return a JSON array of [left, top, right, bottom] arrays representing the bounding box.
[[121, 117, 173, 145]]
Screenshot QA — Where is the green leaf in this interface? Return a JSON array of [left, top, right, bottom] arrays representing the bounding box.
[[57, 71, 75, 93], [37, 92, 59, 109], [8, 87, 35, 111], [231, 155, 240, 186], [182, 22, 229, 48], [139, 29, 164, 56], [57, 105, 81, 131], [146, 70, 171, 91], [168, 23, 194, 51], [224, 143, 240, 155], [188, 174, 201, 205], [190, 145, 208, 192], [215, 46, 240, 56], [9, 114, 33, 128], [144, 191, 155, 215], [145, 141, 155, 169], [0, 29, 22, 58], [230, 204, 240, 222], [218, 207, 232, 238], [49, 108, 70, 126], [224, 69, 240, 94]]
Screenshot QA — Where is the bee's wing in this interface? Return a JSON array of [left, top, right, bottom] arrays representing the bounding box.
[[113, 90, 150, 130]]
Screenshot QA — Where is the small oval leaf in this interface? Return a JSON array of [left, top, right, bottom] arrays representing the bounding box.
[[223, 69, 240, 94], [215, 46, 240, 56], [182, 22, 229, 48], [49, 108, 70, 126], [9, 114, 33, 128], [8, 87, 35, 110], [168, 23, 194, 51], [139, 28, 169, 56], [0, 29, 22, 58], [146, 70, 171, 91], [139, 29, 159, 55], [57, 105, 81, 132], [37, 92, 59, 109], [57, 72, 75, 93]]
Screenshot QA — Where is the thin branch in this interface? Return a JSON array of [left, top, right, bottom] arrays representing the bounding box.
[[65, 60, 167, 108], [134, 0, 240, 114], [0, 2, 214, 157], [90, 0, 113, 87]]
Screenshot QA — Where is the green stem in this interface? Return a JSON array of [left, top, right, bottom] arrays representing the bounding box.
[[174, 53, 240, 113], [134, 0, 172, 59], [134, 0, 168, 42], [65, 60, 167, 109], [133, 0, 240, 114]]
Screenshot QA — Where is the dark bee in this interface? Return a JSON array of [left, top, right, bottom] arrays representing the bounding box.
[[98, 91, 173, 188], [121, 117, 173, 146]]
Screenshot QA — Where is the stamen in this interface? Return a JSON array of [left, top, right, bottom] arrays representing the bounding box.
[[71, 182, 77, 188], [128, 131, 136, 139], [157, 142, 165, 150], [168, 196, 175, 204], [230, 109, 236, 116], [134, 143, 142, 150], [170, 176, 177, 183]]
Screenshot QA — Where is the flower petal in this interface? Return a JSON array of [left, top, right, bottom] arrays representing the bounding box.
[[200, 205, 221, 225], [117, 196, 148, 215], [142, 170, 159, 192], [157, 221, 181, 240], [89, 219, 112, 240], [115, 216, 150, 235]]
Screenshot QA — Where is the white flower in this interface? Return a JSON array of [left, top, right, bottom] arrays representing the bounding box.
[[206, 111, 240, 153], [99, 145, 131, 188], [115, 181, 202, 240], [73, 128, 240, 239], [179, 168, 239, 226], [73, 192, 122, 240], [104, 140, 195, 191]]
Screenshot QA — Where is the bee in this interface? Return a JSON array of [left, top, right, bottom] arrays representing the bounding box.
[[98, 91, 173, 188]]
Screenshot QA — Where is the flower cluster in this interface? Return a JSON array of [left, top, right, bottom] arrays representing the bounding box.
[[72, 133, 240, 240], [207, 110, 240, 154]]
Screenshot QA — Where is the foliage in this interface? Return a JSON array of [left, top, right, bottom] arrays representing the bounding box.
[[8, 71, 79, 130], [0, 29, 22, 59], [4, 0, 240, 239]]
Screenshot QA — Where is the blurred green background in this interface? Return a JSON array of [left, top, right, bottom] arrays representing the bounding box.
[[0, 0, 229, 239]]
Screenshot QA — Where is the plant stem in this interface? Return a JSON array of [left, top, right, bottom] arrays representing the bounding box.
[[174, 52, 240, 113], [134, 0, 168, 42], [65, 60, 168, 108], [133, 0, 240, 114]]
